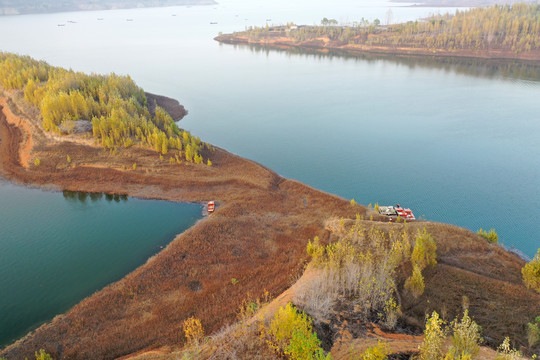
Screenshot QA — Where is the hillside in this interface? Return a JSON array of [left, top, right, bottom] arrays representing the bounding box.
[[0, 0, 216, 16], [215, 3, 540, 62], [0, 54, 539, 359]]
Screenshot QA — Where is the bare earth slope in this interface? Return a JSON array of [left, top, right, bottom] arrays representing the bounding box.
[[0, 90, 538, 359]]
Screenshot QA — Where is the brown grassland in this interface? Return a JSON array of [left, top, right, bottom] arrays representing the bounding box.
[[0, 88, 539, 359]]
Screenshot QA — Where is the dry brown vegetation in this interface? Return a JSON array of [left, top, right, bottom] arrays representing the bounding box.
[[1, 86, 539, 360]]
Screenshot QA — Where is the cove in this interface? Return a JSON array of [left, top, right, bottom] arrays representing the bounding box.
[[0, 181, 202, 347]]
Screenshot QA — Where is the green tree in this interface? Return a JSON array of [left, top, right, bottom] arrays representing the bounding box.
[[522, 249, 540, 293], [447, 310, 482, 359], [404, 264, 425, 298], [411, 228, 437, 270], [418, 311, 445, 360], [527, 316, 540, 348], [264, 303, 331, 360]]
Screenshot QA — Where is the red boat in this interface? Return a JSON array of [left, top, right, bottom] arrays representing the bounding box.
[[208, 201, 215, 213]]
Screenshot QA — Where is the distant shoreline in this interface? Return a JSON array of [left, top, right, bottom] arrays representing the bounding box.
[[215, 33, 540, 63], [0, 0, 217, 16]]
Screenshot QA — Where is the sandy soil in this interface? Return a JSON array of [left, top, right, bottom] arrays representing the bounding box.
[[0, 91, 538, 360]]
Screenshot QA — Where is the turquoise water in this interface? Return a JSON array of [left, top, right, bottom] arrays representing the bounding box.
[[0, 0, 539, 346], [0, 182, 202, 347]]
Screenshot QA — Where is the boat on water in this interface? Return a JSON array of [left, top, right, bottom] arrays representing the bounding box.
[[57, 24, 65, 26], [210, 22, 218, 24], [126, 19, 134, 22]]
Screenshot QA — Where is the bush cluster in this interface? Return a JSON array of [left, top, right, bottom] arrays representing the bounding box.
[[261, 303, 331, 360], [477, 228, 499, 244], [0, 52, 209, 164], [300, 218, 413, 329], [522, 249, 540, 294]]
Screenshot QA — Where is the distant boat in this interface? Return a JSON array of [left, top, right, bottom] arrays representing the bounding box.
[[97, 18, 104, 20], [210, 22, 218, 24], [172, 14, 177, 16], [266, 19, 272, 21], [126, 19, 134, 21], [68, 20, 77, 23], [57, 24, 65, 26]]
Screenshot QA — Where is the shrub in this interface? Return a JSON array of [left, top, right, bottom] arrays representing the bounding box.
[[447, 310, 482, 359], [361, 340, 389, 360], [263, 303, 331, 359], [306, 236, 324, 261], [527, 316, 540, 348], [411, 228, 437, 270], [404, 264, 425, 298], [183, 317, 204, 346], [35, 350, 54, 360], [66, 155, 71, 163], [522, 249, 540, 293], [495, 337, 521, 360], [418, 311, 445, 360], [286, 329, 330, 360], [477, 228, 499, 244], [34, 158, 41, 166], [350, 199, 357, 206], [207, 159, 212, 166]]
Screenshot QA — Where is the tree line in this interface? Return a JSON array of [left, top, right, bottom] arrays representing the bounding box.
[[239, 3, 539, 54], [0, 53, 208, 164]]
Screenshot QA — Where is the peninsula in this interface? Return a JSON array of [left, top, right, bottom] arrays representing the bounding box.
[[215, 3, 540, 62], [0, 53, 539, 359]]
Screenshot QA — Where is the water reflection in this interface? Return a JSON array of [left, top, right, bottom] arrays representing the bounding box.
[[62, 190, 128, 203], [231, 43, 540, 82]]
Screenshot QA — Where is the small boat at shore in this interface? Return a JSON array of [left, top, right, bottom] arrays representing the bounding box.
[[207, 201, 215, 214]]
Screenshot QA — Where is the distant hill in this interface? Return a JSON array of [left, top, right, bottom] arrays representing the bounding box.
[[393, 0, 538, 6], [0, 0, 216, 15]]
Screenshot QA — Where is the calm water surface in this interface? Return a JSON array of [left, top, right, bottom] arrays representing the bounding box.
[[0, 0, 539, 346], [0, 182, 201, 347]]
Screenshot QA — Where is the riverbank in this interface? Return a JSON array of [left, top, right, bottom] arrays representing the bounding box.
[[0, 90, 539, 359], [215, 33, 540, 63]]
